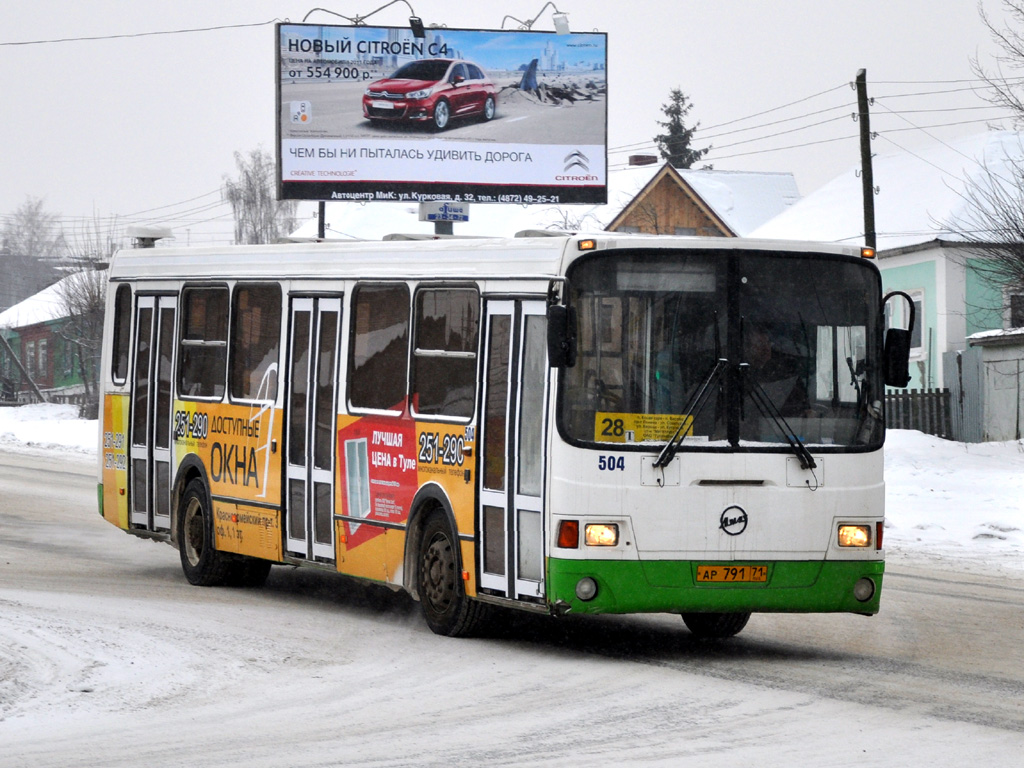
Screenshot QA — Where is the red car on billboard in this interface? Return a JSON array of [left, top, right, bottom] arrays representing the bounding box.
[[362, 58, 497, 131]]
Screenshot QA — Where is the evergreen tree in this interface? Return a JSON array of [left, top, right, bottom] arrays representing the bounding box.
[[654, 89, 711, 169]]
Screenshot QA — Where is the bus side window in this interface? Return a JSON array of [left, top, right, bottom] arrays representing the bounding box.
[[412, 287, 479, 419], [229, 283, 282, 402], [348, 284, 410, 412], [111, 284, 132, 384], [179, 286, 229, 399]]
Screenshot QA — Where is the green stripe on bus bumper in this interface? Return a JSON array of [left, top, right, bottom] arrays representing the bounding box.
[[547, 558, 884, 615], [97, 483, 104, 517]]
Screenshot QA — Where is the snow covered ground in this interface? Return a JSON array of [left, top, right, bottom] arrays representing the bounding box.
[[2, 403, 1023, 766], [2, 402, 1021, 574]]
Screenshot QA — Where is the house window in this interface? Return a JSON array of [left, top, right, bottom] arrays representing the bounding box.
[[25, 341, 36, 379], [63, 338, 75, 378], [674, 226, 697, 236], [910, 294, 924, 354], [37, 339, 48, 379], [1011, 294, 1024, 329]]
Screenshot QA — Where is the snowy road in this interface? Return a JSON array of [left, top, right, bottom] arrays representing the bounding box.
[[1, 448, 1022, 766]]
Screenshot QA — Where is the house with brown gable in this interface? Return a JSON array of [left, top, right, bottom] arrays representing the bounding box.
[[286, 159, 801, 240], [602, 158, 801, 237]]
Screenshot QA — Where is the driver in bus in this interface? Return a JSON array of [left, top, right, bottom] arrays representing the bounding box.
[[744, 324, 812, 418]]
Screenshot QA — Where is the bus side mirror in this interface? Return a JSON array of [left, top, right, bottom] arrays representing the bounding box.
[[883, 329, 912, 387], [547, 305, 577, 368], [882, 291, 915, 388]]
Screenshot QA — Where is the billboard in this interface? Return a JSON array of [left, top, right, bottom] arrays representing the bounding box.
[[276, 23, 607, 205]]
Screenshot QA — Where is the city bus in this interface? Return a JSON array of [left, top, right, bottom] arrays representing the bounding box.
[[96, 233, 913, 638]]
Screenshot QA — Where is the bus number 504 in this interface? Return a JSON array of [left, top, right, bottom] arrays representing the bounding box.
[[598, 455, 625, 471]]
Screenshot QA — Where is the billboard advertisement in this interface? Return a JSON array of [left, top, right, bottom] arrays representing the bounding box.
[[276, 23, 607, 204]]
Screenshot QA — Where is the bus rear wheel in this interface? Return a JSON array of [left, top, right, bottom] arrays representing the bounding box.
[[417, 510, 488, 637], [178, 479, 232, 587], [681, 611, 751, 639]]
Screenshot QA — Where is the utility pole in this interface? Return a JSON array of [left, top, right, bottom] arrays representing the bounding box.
[[855, 69, 876, 249]]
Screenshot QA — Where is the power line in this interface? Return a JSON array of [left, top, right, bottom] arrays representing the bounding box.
[[122, 188, 223, 217], [0, 20, 280, 47]]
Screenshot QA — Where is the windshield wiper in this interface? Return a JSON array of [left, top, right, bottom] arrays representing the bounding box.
[[740, 364, 817, 470], [654, 357, 727, 468]]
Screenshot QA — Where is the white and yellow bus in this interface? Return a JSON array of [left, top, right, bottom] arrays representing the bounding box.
[[97, 233, 912, 638]]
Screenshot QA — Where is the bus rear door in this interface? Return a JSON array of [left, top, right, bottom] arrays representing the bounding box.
[[128, 295, 177, 532]]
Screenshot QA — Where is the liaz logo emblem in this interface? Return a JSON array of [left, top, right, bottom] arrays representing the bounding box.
[[563, 150, 590, 172], [719, 505, 748, 536]]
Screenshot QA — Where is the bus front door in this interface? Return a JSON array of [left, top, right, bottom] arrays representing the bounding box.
[[285, 297, 341, 562], [478, 300, 549, 602], [128, 295, 177, 532]]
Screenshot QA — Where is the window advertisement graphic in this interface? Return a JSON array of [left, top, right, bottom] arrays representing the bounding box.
[[276, 23, 607, 204]]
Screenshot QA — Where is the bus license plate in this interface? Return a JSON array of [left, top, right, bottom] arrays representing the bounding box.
[[696, 565, 768, 583]]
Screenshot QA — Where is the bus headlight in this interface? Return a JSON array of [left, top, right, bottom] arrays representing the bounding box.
[[838, 525, 872, 548], [585, 524, 619, 546]]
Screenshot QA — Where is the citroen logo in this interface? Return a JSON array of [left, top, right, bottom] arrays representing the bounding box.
[[563, 150, 589, 172]]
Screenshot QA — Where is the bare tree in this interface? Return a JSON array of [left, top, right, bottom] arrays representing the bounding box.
[[956, 2, 1024, 315], [224, 148, 298, 244], [1, 196, 64, 311], [544, 207, 602, 232], [950, 160, 1024, 297], [55, 215, 123, 417], [972, 1, 1024, 123]]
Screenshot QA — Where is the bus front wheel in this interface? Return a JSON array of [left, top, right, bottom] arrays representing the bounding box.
[[681, 611, 751, 639], [417, 510, 488, 637], [178, 479, 232, 587]]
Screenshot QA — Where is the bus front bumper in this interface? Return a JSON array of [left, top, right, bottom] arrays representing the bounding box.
[[547, 558, 884, 616]]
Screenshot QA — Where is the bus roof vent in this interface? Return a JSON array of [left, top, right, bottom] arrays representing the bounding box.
[[515, 229, 573, 238], [126, 225, 172, 248], [382, 233, 493, 240]]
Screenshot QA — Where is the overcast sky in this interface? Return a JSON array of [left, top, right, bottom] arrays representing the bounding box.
[[1, 0, 1011, 246]]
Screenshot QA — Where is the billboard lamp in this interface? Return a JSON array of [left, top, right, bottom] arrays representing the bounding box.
[[303, 0, 424, 34], [502, 2, 571, 34]]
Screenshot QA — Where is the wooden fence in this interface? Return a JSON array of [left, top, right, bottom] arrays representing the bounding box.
[[885, 387, 952, 439]]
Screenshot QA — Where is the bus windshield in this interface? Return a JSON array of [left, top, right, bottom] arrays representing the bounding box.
[[559, 249, 885, 451]]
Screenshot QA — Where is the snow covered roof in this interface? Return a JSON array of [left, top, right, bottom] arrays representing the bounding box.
[[968, 327, 1024, 346], [288, 163, 800, 241], [751, 131, 1024, 251], [0, 276, 73, 330], [677, 168, 801, 236]]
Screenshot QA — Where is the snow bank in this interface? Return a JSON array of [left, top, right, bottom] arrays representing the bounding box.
[[883, 429, 1024, 571], [0, 403, 97, 455]]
